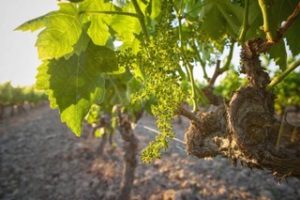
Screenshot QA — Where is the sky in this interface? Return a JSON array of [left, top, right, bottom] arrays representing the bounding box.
[[0, 0, 56, 86]]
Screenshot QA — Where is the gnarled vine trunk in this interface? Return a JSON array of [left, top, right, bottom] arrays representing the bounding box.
[[91, 114, 112, 156], [96, 132, 107, 156], [0, 104, 4, 120], [184, 39, 300, 178], [117, 113, 138, 200]]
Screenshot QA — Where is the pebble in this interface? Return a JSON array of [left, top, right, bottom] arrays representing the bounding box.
[[259, 190, 273, 199]]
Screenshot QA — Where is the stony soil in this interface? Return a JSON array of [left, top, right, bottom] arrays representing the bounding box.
[[0, 105, 300, 200]]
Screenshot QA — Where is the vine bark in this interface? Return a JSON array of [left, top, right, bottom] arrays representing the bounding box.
[[184, 39, 300, 178], [117, 112, 138, 200]]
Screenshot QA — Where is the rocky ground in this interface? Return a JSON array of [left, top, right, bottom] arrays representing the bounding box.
[[0, 105, 300, 200]]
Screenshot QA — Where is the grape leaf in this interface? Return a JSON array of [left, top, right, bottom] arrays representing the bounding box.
[[15, 13, 50, 32], [72, 23, 90, 55], [37, 4, 82, 60], [85, 104, 101, 125], [269, 0, 300, 57], [242, 1, 262, 40], [185, 0, 203, 19], [269, 40, 287, 71], [36, 42, 118, 136], [17, 3, 82, 60], [274, 0, 300, 56], [286, 15, 300, 56], [78, 0, 141, 51], [199, 0, 243, 41], [79, 0, 114, 46], [136, 0, 149, 16], [67, 0, 84, 2], [148, 0, 161, 19], [216, 2, 243, 37], [245, 0, 297, 70], [88, 16, 111, 46], [95, 128, 106, 138], [110, 15, 141, 52]]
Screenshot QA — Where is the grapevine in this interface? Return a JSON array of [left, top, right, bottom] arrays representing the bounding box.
[[0, 82, 46, 119], [16, 0, 300, 178]]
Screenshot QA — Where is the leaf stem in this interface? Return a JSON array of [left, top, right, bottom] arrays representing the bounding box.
[[177, 66, 187, 80], [187, 64, 197, 112], [79, 10, 139, 18], [238, 0, 249, 43], [109, 78, 123, 103], [276, 110, 286, 151], [273, 2, 300, 43], [177, 13, 198, 112], [131, 0, 149, 40], [258, 0, 275, 42], [220, 42, 235, 73], [177, 106, 201, 127], [192, 40, 209, 82], [209, 60, 221, 87], [258, 2, 300, 52], [209, 42, 234, 87], [267, 59, 300, 90]]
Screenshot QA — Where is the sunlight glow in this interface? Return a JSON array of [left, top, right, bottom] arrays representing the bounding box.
[[0, 0, 56, 86]]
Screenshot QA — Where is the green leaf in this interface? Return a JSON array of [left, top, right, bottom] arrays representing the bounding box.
[[67, 0, 84, 2], [95, 127, 105, 138], [185, 0, 203, 18], [16, 3, 85, 60], [79, 0, 113, 11], [148, 0, 161, 19], [199, 0, 243, 41], [37, 4, 82, 60], [269, 0, 300, 56], [110, 15, 141, 51], [15, 13, 50, 32], [127, 77, 142, 96], [85, 104, 101, 124], [242, 1, 262, 40], [199, 2, 225, 40], [136, 0, 149, 16], [73, 23, 90, 55], [269, 40, 287, 71], [85, 42, 118, 73], [80, 0, 114, 46], [216, 2, 242, 36], [286, 17, 300, 56], [271, 0, 300, 56], [108, 2, 142, 51], [88, 16, 111, 46], [78, 0, 141, 51], [36, 42, 118, 136]]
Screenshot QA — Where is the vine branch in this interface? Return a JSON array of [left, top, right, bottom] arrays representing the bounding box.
[[186, 63, 197, 112], [258, 0, 275, 42], [273, 2, 300, 43], [192, 40, 210, 82], [209, 60, 221, 87], [177, 4, 198, 112], [238, 0, 249, 43], [259, 1, 300, 52], [79, 10, 139, 18], [209, 42, 235, 87], [177, 106, 201, 127], [267, 59, 300, 90], [132, 0, 149, 40]]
